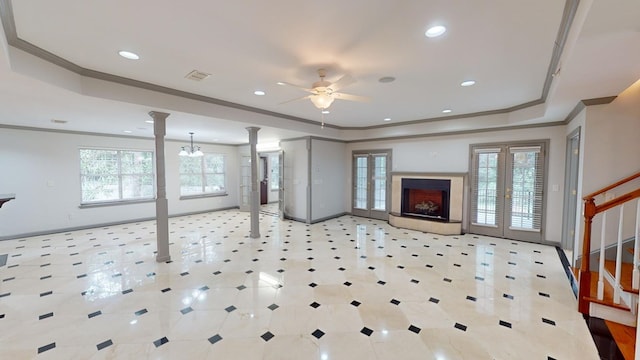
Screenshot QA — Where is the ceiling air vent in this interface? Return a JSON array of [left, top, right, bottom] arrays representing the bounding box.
[[185, 70, 211, 81]]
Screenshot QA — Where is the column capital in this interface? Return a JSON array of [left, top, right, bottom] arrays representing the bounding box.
[[148, 111, 170, 121]]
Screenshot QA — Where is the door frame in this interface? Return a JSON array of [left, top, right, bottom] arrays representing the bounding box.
[[562, 127, 580, 252], [351, 149, 392, 220], [467, 140, 549, 243]]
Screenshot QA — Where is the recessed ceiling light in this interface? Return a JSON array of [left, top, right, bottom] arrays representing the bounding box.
[[276, 82, 286, 86], [118, 51, 139, 60], [383, 118, 392, 122], [460, 80, 476, 87], [322, 110, 330, 114], [145, 120, 154, 124], [123, 130, 132, 133], [379, 76, 396, 83], [254, 90, 266, 96], [425, 25, 446, 38], [442, 109, 452, 113]]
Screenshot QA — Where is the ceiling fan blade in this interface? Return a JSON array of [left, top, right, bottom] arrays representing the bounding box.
[[278, 81, 315, 93], [328, 74, 356, 92], [279, 94, 312, 105], [332, 92, 369, 102]]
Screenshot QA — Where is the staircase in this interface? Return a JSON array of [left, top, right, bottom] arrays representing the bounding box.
[[577, 170, 640, 359]]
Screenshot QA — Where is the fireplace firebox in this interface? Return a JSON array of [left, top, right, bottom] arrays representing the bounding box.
[[401, 178, 450, 222]]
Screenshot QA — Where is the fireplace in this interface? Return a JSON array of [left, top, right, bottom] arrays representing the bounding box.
[[401, 178, 450, 222]]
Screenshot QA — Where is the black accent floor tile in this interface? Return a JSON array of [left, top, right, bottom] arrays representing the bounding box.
[[88, 311, 102, 318], [38, 342, 56, 354], [180, 306, 193, 315], [454, 323, 467, 331], [208, 334, 223, 344], [466, 296, 476, 302], [122, 289, 133, 295], [268, 303, 279, 311], [343, 281, 352, 286], [410, 279, 419, 284], [261, 331, 274, 342], [97, 339, 113, 350], [503, 293, 514, 300], [377, 280, 386, 285], [360, 327, 373, 336], [408, 325, 421, 334], [180, 272, 189, 276], [225, 305, 237, 313], [236, 285, 246, 291], [161, 287, 171, 293], [539, 292, 550, 298], [475, 276, 484, 281], [390, 298, 400, 305], [429, 297, 440, 304], [309, 282, 317, 288], [40, 291, 52, 297], [39, 312, 54, 320], [542, 318, 556, 326], [499, 320, 512, 328], [153, 337, 169, 348], [351, 300, 361, 307], [310, 302, 321, 308], [312, 329, 325, 339], [443, 278, 452, 283], [135, 309, 148, 316], [199, 285, 210, 291], [506, 275, 515, 280]]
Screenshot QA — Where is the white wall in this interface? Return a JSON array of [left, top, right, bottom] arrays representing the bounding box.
[[577, 80, 640, 253], [310, 138, 347, 221], [346, 125, 567, 243], [280, 138, 309, 222], [0, 127, 239, 238]]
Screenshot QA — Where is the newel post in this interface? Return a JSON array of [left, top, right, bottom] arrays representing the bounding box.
[[578, 197, 596, 314]]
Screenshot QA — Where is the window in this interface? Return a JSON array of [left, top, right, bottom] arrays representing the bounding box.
[[269, 154, 279, 191], [180, 153, 226, 196], [80, 148, 154, 204]]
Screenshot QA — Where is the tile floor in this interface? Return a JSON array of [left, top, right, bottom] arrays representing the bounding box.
[[0, 207, 600, 359]]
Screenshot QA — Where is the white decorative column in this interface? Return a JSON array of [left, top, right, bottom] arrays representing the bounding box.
[[149, 111, 171, 262], [246, 127, 261, 238]]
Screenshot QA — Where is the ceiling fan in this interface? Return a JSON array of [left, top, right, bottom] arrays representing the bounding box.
[[280, 69, 369, 111]]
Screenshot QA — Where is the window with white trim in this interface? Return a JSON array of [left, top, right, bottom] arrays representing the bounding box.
[[179, 153, 226, 196], [80, 148, 154, 204]]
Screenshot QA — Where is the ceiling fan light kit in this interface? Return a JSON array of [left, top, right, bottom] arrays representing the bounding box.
[[281, 68, 368, 112]]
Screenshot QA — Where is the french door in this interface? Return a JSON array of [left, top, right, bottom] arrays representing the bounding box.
[[469, 142, 546, 243], [352, 150, 391, 220]]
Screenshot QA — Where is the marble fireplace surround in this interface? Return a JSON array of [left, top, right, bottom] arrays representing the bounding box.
[[389, 172, 465, 235]]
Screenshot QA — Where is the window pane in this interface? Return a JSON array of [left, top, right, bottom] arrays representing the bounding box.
[[80, 149, 154, 204], [354, 156, 368, 209], [180, 153, 226, 196], [180, 174, 203, 195], [475, 153, 498, 225], [121, 151, 153, 174], [270, 155, 279, 190], [81, 175, 119, 202], [122, 175, 154, 199]]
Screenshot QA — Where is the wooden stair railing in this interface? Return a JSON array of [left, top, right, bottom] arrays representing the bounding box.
[[579, 171, 640, 315]]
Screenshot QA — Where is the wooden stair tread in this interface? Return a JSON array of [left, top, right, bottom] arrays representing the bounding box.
[[604, 260, 639, 294], [579, 269, 631, 311], [605, 320, 637, 360]]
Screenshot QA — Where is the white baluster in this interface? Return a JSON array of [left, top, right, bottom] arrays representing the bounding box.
[[634, 199, 640, 290], [597, 212, 607, 300], [614, 204, 624, 304]]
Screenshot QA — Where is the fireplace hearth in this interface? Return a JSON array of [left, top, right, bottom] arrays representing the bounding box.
[[401, 178, 450, 222]]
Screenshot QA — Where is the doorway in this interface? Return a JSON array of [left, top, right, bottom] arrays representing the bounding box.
[[562, 128, 580, 257], [468, 141, 547, 243], [352, 150, 392, 220]]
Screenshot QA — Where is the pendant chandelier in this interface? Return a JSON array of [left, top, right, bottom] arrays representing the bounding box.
[[178, 132, 203, 157]]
